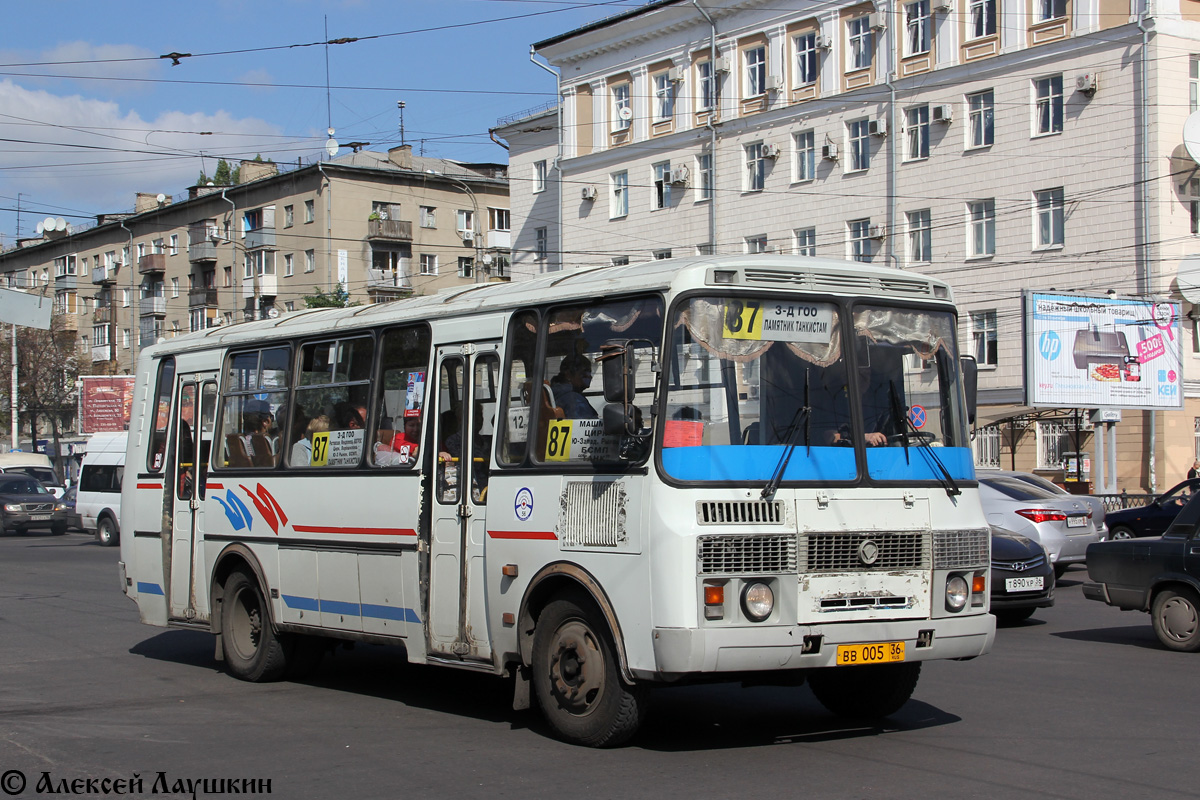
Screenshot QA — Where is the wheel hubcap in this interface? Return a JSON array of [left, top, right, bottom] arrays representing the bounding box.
[[229, 588, 263, 659], [1162, 598, 1198, 641], [1113, 530, 1133, 540], [548, 620, 604, 715]]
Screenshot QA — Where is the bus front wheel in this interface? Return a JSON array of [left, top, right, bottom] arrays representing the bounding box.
[[531, 595, 645, 747], [809, 662, 921, 720], [221, 570, 290, 682]]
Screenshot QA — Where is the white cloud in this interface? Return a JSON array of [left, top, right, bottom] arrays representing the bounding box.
[[0, 42, 161, 96]]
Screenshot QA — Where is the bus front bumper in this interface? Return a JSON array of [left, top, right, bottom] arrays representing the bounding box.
[[649, 613, 995, 677]]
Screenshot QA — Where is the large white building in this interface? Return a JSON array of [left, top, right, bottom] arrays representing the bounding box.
[[495, 0, 1200, 493]]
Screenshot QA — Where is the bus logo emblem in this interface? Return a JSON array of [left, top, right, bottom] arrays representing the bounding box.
[[858, 539, 880, 566], [515, 487, 534, 521]]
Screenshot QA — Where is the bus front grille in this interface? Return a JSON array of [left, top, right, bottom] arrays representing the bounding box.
[[696, 500, 783, 525], [933, 528, 990, 568], [803, 531, 929, 572], [698, 534, 797, 574]]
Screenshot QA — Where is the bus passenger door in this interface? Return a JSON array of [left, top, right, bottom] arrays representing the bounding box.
[[428, 344, 499, 661], [168, 373, 217, 620]]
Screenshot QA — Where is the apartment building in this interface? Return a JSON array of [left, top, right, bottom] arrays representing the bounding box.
[[0, 146, 511, 376], [495, 0, 1200, 492]]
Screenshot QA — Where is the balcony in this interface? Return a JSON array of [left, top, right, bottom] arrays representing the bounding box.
[[241, 273, 278, 300], [486, 230, 512, 249], [189, 287, 219, 308], [93, 306, 116, 325], [245, 228, 276, 249], [138, 253, 166, 274], [91, 343, 113, 363], [366, 268, 412, 293], [138, 296, 166, 317], [91, 265, 116, 285], [188, 240, 218, 262], [367, 219, 413, 241]]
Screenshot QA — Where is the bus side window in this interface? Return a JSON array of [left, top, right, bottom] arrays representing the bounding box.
[[370, 325, 431, 469], [287, 336, 373, 468], [147, 357, 175, 472], [498, 310, 539, 465]]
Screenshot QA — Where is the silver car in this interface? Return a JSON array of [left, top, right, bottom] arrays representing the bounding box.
[[978, 475, 1103, 578], [990, 470, 1108, 540]]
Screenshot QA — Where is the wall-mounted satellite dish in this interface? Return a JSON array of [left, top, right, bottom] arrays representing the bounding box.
[[54, 217, 66, 231], [1185, 111, 1200, 164], [35, 221, 44, 235], [156, 193, 166, 205], [325, 138, 339, 158], [618, 106, 633, 121], [43, 216, 55, 232], [267, 307, 280, 319]]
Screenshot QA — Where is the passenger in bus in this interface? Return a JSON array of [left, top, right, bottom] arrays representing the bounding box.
[[290, 413, 330, 466], [334, 401, 368, 431], [384, 415, 422, 465], [439, 402, 491, 501], [549, 354, 598, 419], [227, 399, 277, 467]]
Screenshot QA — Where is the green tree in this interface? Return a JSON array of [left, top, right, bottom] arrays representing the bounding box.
[[303, 282, 358, 308], [0, 316, 81, 479], [212, 159, 234, 185]]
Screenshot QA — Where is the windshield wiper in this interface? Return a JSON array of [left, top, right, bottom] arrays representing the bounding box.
[[889, 380, 961, 497], [761, 375, 811, 500]]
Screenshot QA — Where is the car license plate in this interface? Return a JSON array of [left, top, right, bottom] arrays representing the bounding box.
[[29, 514, 51, 521], [1005, 576, 1044, 592], [836, 641, 905, 666], [1066, 515, 1087, 528]]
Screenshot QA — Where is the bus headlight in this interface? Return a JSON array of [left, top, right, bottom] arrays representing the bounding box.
[[945, 575, 969, 612], [741, 582, 774, 622]]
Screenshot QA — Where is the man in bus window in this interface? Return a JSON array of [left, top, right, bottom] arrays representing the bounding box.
[[550, 354, 598, 419]]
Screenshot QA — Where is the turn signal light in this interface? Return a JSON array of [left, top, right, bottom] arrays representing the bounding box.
[[972, 574, 987, 594], [704, 585, 724, 606]]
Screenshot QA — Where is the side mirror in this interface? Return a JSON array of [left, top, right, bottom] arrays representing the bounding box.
[[960, 355, 978, 425], [603, 403, 631, 436], [598, 340, 634, 404]]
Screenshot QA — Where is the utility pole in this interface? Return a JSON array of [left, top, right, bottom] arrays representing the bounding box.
[[10, 323, 17, 451], [398, 101, 406, 147]]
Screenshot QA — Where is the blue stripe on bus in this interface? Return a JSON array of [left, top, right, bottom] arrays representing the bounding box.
[[137, 582, 165, 596], [361, 603, 421, 623], [661, 445, 857, 481], [865, 446, 975, 481], [282, 594, 419, 623], [281, 594, 319, 612], [319, 598, 361, 616]]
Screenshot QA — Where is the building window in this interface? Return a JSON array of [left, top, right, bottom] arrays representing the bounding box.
[[905, 0, 931, 56], [612, 82, 631, 130], [285, 301, 295, 313], [488, 207, 510, 231], [848, 16, 873, 71], [122, 288, 130, 307], [795, 227, 817, 256], [535, 227, 548, 261], [905, 105, 930, 160], [284, 253, 294, 277], [968, 90, 994, 148], [420, 206, 437, 228], [534, 160, 547, 193], [971, 309, 998, 366], [1038, 0, 1067, 22], [304, 199, 314, 223], [169, 234, 178, 255], [654, 72, 675, 121], [1192, 55, 1199, 113], [611, 170, 629, 218], [848, 218, 873, 262], [793, 32, 818, 87], [170, 277, 179, 298], [745, 142, 766, 191], [152, 238, 164, 255], [653, 162, 671, 209], [123, 329, 130, 349], [969, 199, 996, 257], [745, 234, 768, 254], [744, 45, 767, 97], [304, 250, 315, 273], [1035, 187, 1065, 247], [696, 153, 714, 200], [1190, 178, 1200, 235], [907, 209, 932, 263], [970, 0, 996, 37], [284, 205, 294, 227], [458, 257, 474, 278], [222, 267, 232, 287], [420, 254, 438, 276], [696, 59, 715, 112], [793, 130, 816, 182], [848, 119, 871, 171], [653, 249, 672, 260], [137, 242, 146, 259], [456, 209, 474, 236], [1034, 75, 1064, 136], [611, 256, 630, 266], [973, 425, 1002, 469], [1036, 421, 1072, 470]]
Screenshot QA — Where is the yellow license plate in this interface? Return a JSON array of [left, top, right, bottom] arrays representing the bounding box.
[[836, 641, 905, 666]]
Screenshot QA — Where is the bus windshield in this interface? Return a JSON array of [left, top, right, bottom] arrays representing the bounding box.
[[660, 295, 974, 484]]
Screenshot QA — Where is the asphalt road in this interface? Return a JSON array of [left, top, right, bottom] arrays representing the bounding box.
[[2, 530, 1197, 800]]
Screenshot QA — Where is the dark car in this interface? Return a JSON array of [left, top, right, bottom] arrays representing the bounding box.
[[1086, 487, 1200, 651], [0, 475, 68, 535], [1104, 478, 1200, 540], [990, 526, 1055, 624], [61, 485, 82, 531]]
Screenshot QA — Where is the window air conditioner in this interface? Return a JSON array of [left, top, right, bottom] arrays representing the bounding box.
[[868, 118, 888, 137], [761, 143, 782, 159], [767, 74, 785, 93], [815, 34, 833, 49], [867, 224, 886, 240], [936, 0, 953, 11], [669, 165, 690, 184], [714, 55, 732, 74], [458, 230, 474, 244], [667, 66, 685, 84], [822, 143, 839, 161], [868, 12, 886, 30], [932, 104, 954, 123], [581, 185, 598, 201], [1076, 73, 1098, 96]]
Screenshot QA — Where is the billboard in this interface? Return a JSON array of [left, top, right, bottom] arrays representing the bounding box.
[[1024, 292, 1183, 410], [79, 376, 136, 433]]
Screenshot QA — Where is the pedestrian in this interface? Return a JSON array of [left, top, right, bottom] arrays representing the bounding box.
[[1189, 460, 1199, 480]]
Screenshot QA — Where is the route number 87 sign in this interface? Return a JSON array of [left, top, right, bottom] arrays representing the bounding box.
[[722, 300, 834, 344]]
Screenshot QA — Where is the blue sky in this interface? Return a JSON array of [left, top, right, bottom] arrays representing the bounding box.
[[0, 1, 639, 244]]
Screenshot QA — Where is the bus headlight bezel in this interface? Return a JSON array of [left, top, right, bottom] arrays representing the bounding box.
[[945, 575, 970, 612], [741, 581, 774, 622]]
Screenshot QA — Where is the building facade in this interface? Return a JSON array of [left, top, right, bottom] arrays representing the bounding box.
[[0, 146, 511, 378], [495, 0, 1200, 493]]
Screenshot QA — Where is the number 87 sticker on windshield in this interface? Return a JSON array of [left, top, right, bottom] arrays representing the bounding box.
[[723, 300, 835, 343]]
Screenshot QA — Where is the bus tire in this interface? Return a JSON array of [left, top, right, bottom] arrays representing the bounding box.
[[96, 515, 119, 547], [809, 662, 921, 720], [531, 595, 645, 747], [220, 569, 290, 682]]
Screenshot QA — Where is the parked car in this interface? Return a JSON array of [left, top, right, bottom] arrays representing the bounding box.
[[0, 474, 68, 535], [977, 474, 1103, 578], [990, 525, 1055, 624], [0, 452, 65, 499], [992, 470, 1107, 538], [1085, 488, 1200, 651], [61, 485, 82, 531], [1104, 479, 1200, 540]]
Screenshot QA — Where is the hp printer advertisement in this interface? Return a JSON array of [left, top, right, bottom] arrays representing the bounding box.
[[1024, 292, 1183, 409]]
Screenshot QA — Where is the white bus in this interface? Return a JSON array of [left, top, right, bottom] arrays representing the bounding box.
[[119, 255, 994, 747]]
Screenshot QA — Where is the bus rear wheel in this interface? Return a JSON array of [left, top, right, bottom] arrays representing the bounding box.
[[531, 596, 645, 747], [809, 662, 921, 720], [221, 570, 289, 682]]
